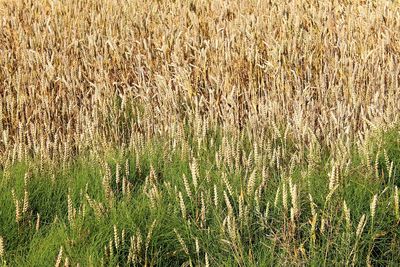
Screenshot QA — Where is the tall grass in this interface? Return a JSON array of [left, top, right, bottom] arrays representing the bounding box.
[[0, 127, 399, 265]]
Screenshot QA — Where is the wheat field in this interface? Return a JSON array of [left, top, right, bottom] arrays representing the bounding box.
[[1, 0, 400, 266]]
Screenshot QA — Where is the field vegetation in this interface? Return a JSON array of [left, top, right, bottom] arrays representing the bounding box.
[[1, 0, 400, 266]]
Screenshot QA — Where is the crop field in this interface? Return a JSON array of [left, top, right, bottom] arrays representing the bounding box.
[[1, 0, 400, 266]]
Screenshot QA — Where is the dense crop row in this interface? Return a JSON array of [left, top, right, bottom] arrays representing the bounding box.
[[1, 0, 400, 266]]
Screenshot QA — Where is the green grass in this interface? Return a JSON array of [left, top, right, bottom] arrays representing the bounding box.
[[1, 128, 400, 266]]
